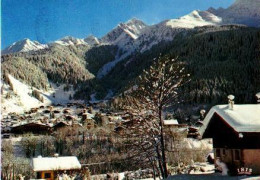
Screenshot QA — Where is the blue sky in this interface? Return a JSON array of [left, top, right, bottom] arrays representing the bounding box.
[[2, 0, 234, 49]]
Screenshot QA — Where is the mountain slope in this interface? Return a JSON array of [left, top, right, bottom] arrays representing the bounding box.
[[1, 44, 94, 91], [96, 26, 260, 104], [96, 11, 222, 78]]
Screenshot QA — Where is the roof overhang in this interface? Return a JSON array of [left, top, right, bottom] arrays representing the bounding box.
[[199, 104, 260, 138]]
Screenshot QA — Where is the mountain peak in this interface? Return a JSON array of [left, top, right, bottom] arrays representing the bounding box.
[[84, 35, 100, 45], [101, 17, 147, 44], [2, 38, 47, 55], [233, 0, 260, 6], [165, 9, 221, 29], [126, 18, 146, 26], [212, 0, 260, 27]]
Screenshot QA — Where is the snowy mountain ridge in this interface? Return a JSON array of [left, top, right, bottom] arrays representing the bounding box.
[[2, 39, 48, 55], [2, 0, 260, 79], [208, 0, 260, 27], [1, 10, 221, 56], [97, 10, 222, 78]]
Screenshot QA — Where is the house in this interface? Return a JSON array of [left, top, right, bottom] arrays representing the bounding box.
[[82, 113, 95, 129], [11, 122, 52, 134], [163, 119, 188, 136], [31, 155, 81, 180], [53, 121, 69, 131], [163, 119, 189, 152], [199, 101, 260, 175]]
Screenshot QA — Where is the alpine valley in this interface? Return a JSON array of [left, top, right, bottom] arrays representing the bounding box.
[[1, 0, 260, 114]]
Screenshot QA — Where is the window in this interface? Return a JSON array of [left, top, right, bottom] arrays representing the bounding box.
[[44, 173, 51, 178], [36, 172, 41, 179], [216, 149, 221, 157], [234, 149, 240, 160], [222, 149, 226, 156]]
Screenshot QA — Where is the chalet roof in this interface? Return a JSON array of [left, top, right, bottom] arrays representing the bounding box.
[[82, 112, 95, 119], [31, 156, 81, 171], [199, 104, 260, 136], [163, 119, 179, 125], [12, 121, 51, 128]]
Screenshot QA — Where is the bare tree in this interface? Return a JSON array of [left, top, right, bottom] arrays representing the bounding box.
[[122, 56, 190, 179], [21, 134, 39, 158], [2, 140, 32, 180]]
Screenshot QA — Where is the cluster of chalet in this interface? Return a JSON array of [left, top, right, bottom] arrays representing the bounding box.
[[1, 102, 133, 136], [199, 94, 260, 175]]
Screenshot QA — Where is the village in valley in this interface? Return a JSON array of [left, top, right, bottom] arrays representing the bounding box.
[[1, 99, 213, 179], [2, 83, 260, 179]]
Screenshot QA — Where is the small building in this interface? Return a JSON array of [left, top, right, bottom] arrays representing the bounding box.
[[31, 155, 81, 180], [163, 119, 188, 135], [83, 118, 96, 129], [53, 121, 69, 131], [199, 103, 260, 175]]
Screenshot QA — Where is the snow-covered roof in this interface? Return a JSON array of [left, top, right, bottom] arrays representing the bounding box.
[[31, 156, 81, 171], [199, 104, 260, 136], [163, 119, 179, 125]]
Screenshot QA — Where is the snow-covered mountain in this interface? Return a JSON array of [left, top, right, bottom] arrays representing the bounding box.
[[84, 35, 100, 46], [208, 0, 260, 27], [2, 0, 260, 70], [2, 39, 48, 55], [101, 18, 147, 44], [96, 10, 222, 78], [52, 36, 88, 46], [165, 10, 221, 29]]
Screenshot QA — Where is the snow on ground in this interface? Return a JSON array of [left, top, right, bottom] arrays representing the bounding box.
[[43, 83, 81, 104], [97, 51, 132, 78], [1, 75, 44, 115], [1, 75, 81, 115]]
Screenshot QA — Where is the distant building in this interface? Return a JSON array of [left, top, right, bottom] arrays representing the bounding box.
[[163, 119, 188, 151], [199, 103, 260, 175], [31, 155, 81, 180], [11, 122, 52, 134], [53, 121, 69, 131]]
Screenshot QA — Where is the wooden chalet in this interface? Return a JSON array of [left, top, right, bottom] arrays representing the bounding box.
[[53, 121, 69, 131], [31, 155, 81, 180], [11, 122, 52, 134], [199, 103, 260, 175]]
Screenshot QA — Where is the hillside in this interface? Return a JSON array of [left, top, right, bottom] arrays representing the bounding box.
[[1, 44, 94, 91], [97, 26, 260, 104]]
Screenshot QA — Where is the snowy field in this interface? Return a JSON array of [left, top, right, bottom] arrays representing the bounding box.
[[1, 75, 79, 115]]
